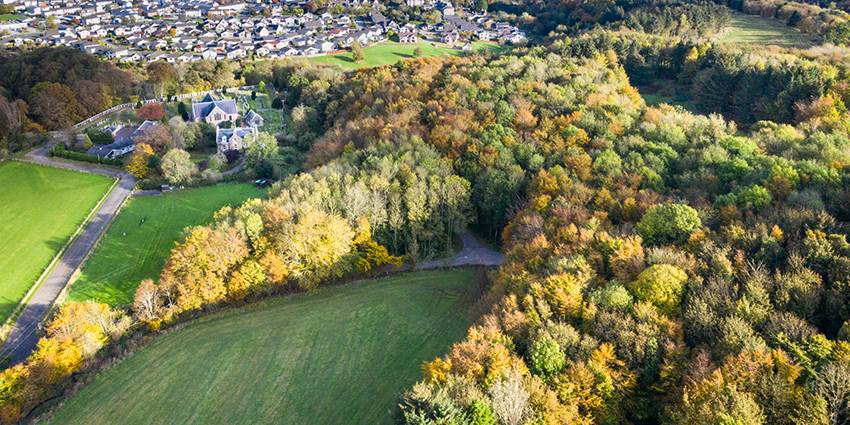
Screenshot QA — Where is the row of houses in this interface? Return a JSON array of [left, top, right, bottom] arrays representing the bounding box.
[[1, 0, 525, 62]]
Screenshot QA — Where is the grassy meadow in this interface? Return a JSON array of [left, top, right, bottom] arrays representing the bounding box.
[[307, 40, 504, 70], [67, 183, 265, 306], [0, 162, 112, 322], [49, 269, 482, 425], [717, 12, 816, 48]]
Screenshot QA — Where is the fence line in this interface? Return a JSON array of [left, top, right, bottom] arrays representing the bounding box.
[[72, 85, 258, 130]]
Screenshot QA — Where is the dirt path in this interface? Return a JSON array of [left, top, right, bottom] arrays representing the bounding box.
[[415, 232, 504, 270], [1, 148, 136, 364]]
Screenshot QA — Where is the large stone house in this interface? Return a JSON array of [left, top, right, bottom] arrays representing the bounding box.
[[216, 126, 257, 153], [191, 94, 238, 126]]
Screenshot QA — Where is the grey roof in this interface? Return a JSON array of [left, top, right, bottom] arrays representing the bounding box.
[[192, 98, 237, 120], [217, 126, 255, 142], [244, 110, 263, 126], [132, 120, 158, 138], [86, 136, 134, 157]]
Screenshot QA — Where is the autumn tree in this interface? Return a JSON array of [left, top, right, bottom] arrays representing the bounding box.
[[137, 102, 166, 121], [126, 143, 155, 179], [134, 124, 172, 152], [146, 62, 178, 98], [351, 41, 365, 62]]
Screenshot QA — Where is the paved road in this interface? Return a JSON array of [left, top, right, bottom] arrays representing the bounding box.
[[1, 148, 136, 364], [415, 232, 504, 270]]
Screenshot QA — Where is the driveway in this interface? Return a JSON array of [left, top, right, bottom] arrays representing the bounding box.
[[1, 148, 136, 364]]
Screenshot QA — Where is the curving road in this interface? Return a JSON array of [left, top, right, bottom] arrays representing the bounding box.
[[0, 146, 136, 364]]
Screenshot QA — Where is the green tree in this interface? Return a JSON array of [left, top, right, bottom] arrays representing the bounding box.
[[528, 333, 565, 378], [160, 148, 198, 184], [630, 264, 688, 315], [468, 400, 497, 425], [244, 131, 279, 169], [636, 203, 701, 245]]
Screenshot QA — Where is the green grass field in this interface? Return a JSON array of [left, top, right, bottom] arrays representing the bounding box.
[[67, 183, 266, 307], [48, 269, 481, 425], [638, 82, 701, 114], [308, 41, 504, 70], [0, 162, 112, 322], [717, 12, 815, 48], [0, 14, 23, 21]]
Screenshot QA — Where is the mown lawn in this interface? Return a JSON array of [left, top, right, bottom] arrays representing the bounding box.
[[48, 269, 482, 425], [308, 40, 504, 70], [717, 12, 815, 48], [67, 183, 266, 307], [0, 162, 112, 322], [0, 14, 23, 21]]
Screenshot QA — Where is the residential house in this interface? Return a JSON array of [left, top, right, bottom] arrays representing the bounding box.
[[215, 126, 256, 153]]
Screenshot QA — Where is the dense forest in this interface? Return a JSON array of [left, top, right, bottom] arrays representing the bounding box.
[[487, 0, 850, 45], [246, 42, 850, 424], [4, 1, 850, 424]]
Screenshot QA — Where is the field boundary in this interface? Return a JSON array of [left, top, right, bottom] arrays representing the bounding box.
[[27, 266, 490, 423], [54, 185, 136, 307], [0, 172, 119, 334]]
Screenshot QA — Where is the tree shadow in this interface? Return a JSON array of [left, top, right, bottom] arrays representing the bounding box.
[[393, 52, 414, 59], [43, 236, 69, 253]]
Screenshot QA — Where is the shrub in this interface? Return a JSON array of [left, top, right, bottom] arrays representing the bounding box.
[[50, 144, 122, 166]]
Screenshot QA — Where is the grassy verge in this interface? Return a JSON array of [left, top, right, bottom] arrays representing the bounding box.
[[48, 269, 482, 425], [67, 183, 266, 306]]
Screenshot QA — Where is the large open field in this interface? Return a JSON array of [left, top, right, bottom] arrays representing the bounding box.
[[48, 269, 482, 425], [67, 183, 265, 307], [308, 40, 504, 70], [717, 12, 815, 48], [0, 162, 113, 322]]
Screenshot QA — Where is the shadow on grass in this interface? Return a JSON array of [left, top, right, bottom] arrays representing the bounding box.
[[43, 236, 69, 255], [393, 52, 415, 59]]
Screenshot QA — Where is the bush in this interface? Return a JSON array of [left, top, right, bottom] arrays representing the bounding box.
[[271, 97, 284, 109], [50, 144, 123, 166], [637, 203, 701, 245]]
